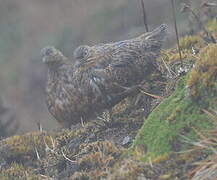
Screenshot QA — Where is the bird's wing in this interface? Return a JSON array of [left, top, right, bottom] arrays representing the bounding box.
[[96, 24, 167, 62], [90, 53, 141, 93]]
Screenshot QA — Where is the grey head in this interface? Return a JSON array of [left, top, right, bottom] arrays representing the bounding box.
[[41, 46, 67, 66], [73, 45, 94, 68], [144, 24, 168, 41], [73, 45, 91, 61]]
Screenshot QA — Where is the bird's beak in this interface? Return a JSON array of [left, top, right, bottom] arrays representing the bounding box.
[[42, 57, 46, 63], [42, 56, 49, 64], [75, 59, 87, 68]]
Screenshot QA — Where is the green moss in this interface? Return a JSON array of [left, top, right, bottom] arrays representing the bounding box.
[[179, 35, 203, 50], [78, 141, 122, 169], [131, 76, 214, 160], [69, 141, 124, 179], [187, 44, 217, 106], [160, 34, 204, 65], [107, 159, 146, 180], [207, 19, 217, 32], [0, 131, 52, 164], [131, 43, 217, 160], [54, 128, 87, 147], [162, 49, 192, 63], [0, 163, 40, 180]]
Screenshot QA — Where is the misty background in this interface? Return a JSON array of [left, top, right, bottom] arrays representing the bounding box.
[[0, 0, 206, 134]]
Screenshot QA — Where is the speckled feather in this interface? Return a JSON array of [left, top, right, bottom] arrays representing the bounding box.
[[74, 24, 167, 95], [42, 24, 168, 127]]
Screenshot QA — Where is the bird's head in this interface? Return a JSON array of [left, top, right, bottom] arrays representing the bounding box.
[[41, 46, 66, 66], [73, 45, 90, 61], [73, 45, 99, 68]]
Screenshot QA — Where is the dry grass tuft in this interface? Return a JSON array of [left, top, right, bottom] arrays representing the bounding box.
[[188, 110, 217, 180]]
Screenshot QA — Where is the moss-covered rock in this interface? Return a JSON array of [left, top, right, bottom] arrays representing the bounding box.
[[179, 35, 204, 50], [160, 34, 204, 65], [188, 44, 217, 106], [131, 43, 217, 160], [0, 131, 52, 165], [107, 159, 147, 180], [71, 141, 123, 179]]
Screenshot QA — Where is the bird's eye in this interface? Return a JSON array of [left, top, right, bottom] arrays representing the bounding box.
[[83, 49, 88, 57], [74, 46, 89, 60], [46, 47, 55, 56]]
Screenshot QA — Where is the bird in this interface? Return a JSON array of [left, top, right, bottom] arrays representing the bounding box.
[[41, 24, 168, 127]]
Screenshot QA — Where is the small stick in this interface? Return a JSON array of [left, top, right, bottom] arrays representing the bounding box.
[[139, 89, 163, 99], [61, 149, 76, 163], [201, 1, 217, 8], [140, 0, 149, 32], [170, 0, 183, 67], [37, 121, 43, 132], [35, 147, 41, 160]]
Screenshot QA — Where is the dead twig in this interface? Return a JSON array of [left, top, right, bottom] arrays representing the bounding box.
[[61, 149, 76, 163], [139, 89, 163, 99], [34, 147, 41, 160], [202, 108, 217, 121]]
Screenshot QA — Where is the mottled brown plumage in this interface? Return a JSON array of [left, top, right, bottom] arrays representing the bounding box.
[[42, 24, 167, 127]]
